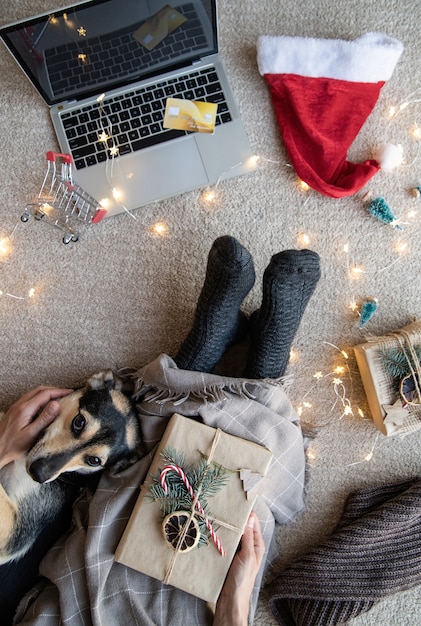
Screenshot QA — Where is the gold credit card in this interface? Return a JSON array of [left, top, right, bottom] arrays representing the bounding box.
[[163, 98, 218, 133], [133, 5, 187, 51]]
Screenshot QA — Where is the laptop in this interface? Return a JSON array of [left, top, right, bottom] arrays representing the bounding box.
[[1, 0, 256, 218]]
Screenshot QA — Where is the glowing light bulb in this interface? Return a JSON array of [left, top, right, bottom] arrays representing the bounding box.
[[341, 350, 349, 360], [78, 54, 87, 61], [98, 131, 109, 143], [388, 106, 397, 118], [99, 198, 110, 209], [358, 408, 365, 418], [313, 371, 323, 380], [350, 266, 364, 278], [202, 188, 216, 203], [411, 125, 421, 140], [248, 155, 260, 167], [109, 146, 119, 157], [151, 222, 168, 236], [298, 233, 311, 247], [365, 452, 373, 461], [307, 450, 316, 461], [289, 348, 299, 362], [28, 288, 35, 298], [344, 405, 353, 416], [333, 377, 342, 386], [298, 179, 310, 192], [40, 203, 54, 216], [97, 93, 105, 103], [112, 187, 123, 201], [77, 26, 87, 36], [334, 365, 345, 375], [0, 237, 11, 259], [395, 241, 408, 255]]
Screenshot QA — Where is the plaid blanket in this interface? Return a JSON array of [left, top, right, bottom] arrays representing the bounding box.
[[15, 355, 306, 626]]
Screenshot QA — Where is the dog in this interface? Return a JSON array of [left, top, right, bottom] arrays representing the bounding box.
[[0, 370, 143, 565]]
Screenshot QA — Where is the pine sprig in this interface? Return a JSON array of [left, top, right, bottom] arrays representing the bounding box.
[[148, 447, 229, 547], [379, 346, 421, 380], [160, 447, 194, 475]]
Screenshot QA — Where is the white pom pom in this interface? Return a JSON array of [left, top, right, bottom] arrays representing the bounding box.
[[374, 143, 403, 172]]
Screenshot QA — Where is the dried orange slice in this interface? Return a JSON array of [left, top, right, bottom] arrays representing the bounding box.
[[162, 511, 200, 553]]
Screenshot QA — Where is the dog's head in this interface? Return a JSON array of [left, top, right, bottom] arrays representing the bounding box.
[[26, 370, 142, 484]]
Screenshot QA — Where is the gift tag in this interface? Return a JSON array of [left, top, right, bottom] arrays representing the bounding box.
[[240, 469, 265, 500], [163, 98, 218, 133], [133, 5, 187, 51]]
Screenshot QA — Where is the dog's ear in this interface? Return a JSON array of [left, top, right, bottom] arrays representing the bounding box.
[[86, 370, 123, 391]]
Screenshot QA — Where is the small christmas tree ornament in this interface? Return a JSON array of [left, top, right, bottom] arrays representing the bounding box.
[[256, 32, 404, 198], [410, 186, 421, 199], [366, 196, 403, 229], [359, 297, 378, 327]]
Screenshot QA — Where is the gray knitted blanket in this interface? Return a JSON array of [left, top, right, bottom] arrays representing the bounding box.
[[268, 478, 421, 625], [15, 355, 306, 626]]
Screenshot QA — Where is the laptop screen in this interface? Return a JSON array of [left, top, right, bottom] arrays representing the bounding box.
[[0, 0, 218, 106]]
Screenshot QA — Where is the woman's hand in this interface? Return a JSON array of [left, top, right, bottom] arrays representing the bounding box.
[[213, 511, 266, 626], [0, 386, 73, 469]]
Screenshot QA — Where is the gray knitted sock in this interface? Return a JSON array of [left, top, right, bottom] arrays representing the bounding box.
[[245, 249, 321, 378], [174, 236, 255, 372]]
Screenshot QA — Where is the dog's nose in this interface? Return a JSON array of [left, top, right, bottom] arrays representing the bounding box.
[[28, 459, 51, 483]]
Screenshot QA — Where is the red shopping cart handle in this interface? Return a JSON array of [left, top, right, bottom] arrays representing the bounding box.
[[91, 209, 107, 223], [46, 151, 72, 164]]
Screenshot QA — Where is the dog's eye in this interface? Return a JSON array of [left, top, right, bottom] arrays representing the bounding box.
[[72, 414, 86, 434], [86, 456, 102, 467]]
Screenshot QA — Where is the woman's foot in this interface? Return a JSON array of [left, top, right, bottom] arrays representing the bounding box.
[[245, 249, 321, 378], [174, 236, 255, 372]]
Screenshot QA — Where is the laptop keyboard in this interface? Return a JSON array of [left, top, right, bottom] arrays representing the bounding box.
[[61, 66, 232, 170], [45, 3, 207, 99]]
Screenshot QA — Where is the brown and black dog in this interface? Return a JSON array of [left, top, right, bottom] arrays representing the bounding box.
[[0, 370, 143, 565]]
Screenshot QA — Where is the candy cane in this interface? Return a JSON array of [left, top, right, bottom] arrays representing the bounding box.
[[160, 464, 226, 556]]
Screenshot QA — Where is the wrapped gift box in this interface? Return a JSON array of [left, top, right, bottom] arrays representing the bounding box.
[[115, 413, 273, 603], [354, 319, 421, 436]]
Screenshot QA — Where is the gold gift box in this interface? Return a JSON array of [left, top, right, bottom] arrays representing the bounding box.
[[115, 413, 272, 603]]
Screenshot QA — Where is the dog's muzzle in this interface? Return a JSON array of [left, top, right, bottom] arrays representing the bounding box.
[[28, 457, 61, 483]]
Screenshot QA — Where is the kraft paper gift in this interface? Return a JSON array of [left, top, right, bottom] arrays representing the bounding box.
[[115, 413, 272, 603], [354, 319, 421, 436]]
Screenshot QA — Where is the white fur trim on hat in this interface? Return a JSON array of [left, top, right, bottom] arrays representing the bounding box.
[[257, 32, 403, 82]]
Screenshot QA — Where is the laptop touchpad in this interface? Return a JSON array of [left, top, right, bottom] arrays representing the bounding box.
[[106, 139, 209, 213]]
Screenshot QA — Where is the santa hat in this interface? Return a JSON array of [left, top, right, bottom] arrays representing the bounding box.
[[257, 32, 404, 198]]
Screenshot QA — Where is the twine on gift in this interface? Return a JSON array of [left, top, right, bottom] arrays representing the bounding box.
[[160, 429, 233, 585], [391, 329, 421, 405], [160, 463, 226, 557]]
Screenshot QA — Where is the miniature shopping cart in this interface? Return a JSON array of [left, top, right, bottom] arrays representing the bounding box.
[[22, 151, 107, 244]]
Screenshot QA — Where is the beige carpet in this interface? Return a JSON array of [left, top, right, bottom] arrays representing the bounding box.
[[1, 0, 421, 624]]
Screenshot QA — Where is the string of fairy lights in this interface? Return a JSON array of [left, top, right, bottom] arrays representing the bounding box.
[[1, 82, 420, 464], [294, 91, 421, 464]]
